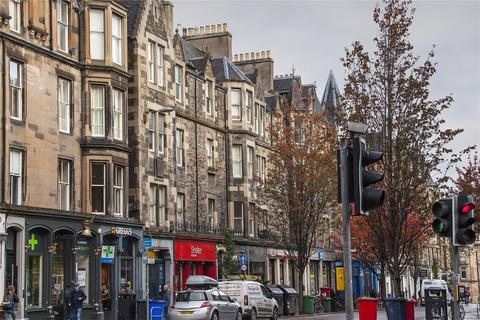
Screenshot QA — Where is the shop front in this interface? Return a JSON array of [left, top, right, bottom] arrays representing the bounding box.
[[24, 216, 98, 320], [145, 237, 173, 299], [236, 245, 267, 281], [174, 240, 217, 291], [99, 224, 143, 320]]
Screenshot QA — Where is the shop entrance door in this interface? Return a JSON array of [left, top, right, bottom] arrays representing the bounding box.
[[52, 232, 74, 320], [5, 228, 18, 289], [101, 263, 113, 318]]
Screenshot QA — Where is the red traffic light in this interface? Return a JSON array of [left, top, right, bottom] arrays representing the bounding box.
[[462, 202, 475, 214]]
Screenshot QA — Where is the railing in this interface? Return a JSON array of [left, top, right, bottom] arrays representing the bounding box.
[[169, 221, 274, 241]]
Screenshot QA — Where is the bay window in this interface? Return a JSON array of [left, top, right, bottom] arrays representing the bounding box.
[[206, 80, 212, 115], [113, 165, 124, 217], [247, 146, 253, 179], [112, 14, 122, 65], [112, 89, 123, 140], [157, 113, 165, 154], [90, 9, 104, 60], [90, 86, 105, 136], [246, 91, 253, 123], [231, 89, 241, 120], [232, 145, 242, 178]]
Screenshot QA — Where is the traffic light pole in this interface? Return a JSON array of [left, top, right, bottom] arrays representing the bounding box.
[[340, 137, 354, 320], [451, 239, 460, 320]]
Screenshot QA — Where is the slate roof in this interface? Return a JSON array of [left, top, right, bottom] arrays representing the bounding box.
[[320, 70, 341, 124], [118, 0, 143, 37], [180, 38, 205, 61], [211, 57, 252, 84]]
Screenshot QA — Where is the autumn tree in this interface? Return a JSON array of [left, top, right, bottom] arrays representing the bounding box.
[[256, 84, 337, 311], [217, 229, 238, 279], [340, 0, 467, 296], [454, 150, 480, 209]]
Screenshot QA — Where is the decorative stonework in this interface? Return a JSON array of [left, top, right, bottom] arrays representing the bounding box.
[[27, 25, 49, 43], [0, 11, 10, 28]]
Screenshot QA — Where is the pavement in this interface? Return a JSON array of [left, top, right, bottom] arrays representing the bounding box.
[[281, 304, 479, 319]]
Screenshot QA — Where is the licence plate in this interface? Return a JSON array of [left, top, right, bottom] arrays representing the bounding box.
[[180, 311, 194, 315]]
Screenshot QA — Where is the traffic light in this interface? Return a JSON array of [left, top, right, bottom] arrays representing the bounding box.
[[453, 195, 476, 246], [432, 199, 452, 237], [352, 137, 385, 215]]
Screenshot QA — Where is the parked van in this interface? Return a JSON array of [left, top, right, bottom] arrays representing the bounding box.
[[218, 281, 279, 320], [421, 279, 451, 304]]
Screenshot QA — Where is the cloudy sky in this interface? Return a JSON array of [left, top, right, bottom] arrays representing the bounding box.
[[174, 0, 480, 175]]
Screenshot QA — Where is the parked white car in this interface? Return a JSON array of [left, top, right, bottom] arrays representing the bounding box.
[[421, 279, 451, 304], [218, 281, 279, 320]]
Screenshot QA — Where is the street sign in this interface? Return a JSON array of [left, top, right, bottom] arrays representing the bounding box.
[[239, 254, 247, 267], [144, 237, 152, 249], [100, 245, 115, 264], [318, 249, 324, 261], [241, 265, 247, 272]]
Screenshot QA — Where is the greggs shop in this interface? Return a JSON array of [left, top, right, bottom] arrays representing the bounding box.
[[174, 240, 217, 290]]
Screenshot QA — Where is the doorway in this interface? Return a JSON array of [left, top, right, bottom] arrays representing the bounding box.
[[5, 228, 18, 289]]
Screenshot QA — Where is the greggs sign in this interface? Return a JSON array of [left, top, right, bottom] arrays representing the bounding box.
[[174, 241, 216, 262]]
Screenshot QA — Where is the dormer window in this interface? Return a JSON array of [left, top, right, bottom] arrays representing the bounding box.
[[90, 9, 105, 60], [57, 0, 69, 52]]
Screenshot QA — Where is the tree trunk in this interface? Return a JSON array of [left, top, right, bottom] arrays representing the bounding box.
[[379, 266, 387, 300], [298, 265, 305, 314]]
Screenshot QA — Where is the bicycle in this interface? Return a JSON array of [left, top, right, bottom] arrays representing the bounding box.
[[313, 295, 324, 313], [448, 301, 465, 320]]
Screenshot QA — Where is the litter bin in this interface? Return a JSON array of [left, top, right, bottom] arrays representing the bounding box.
[[118, 294, 136, 320], [323, 298, 332, 312], [405, 299, 415, 320], [385, 297, 406, 320], [358, 297, 377, 320], [277, 284, 298, 315], [266, 285, 284, 316], [148, 300, 165, 320], [303, 295, 314, 314], [424, 289, 447, 320]]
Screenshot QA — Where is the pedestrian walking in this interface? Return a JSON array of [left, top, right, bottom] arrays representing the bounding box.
[[64, 281, 75, 320], [162, 285, 170, 320], [68, 283, 87, 320], [2, 285, 19, 320]]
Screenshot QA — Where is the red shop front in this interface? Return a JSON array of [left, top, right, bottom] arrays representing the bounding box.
[[174, 240, 217, 291]]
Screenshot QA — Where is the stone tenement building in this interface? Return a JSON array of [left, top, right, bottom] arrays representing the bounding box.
[[0, 0, 341, 319]]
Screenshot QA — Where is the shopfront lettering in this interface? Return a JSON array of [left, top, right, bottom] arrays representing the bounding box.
[[191, 246, 202, 257], [111, 226, 133, 236]]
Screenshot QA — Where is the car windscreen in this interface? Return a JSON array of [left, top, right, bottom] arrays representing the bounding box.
[[176, 291, 207, 302]]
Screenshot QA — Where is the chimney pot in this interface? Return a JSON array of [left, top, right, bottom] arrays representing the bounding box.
[[211, 25, 216, 33], [245, 53, 250, 60], [239, 53, 244, 61], [250, 52, 255, 60], [194, 27, 199, 35], [182, 28, 187, 37], [223, 23, 227, 32], [267, 50, 271, 58], [256, 52, 261, 59], [188, 28, 194, 36], [217, 24, 222, 32], [206, 25, 210, 34], [200, 26, 205, 34], [234, 54, 239, 61], [261, 51, 266, 58]]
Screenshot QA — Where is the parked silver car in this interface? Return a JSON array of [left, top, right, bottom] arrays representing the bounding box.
[[170, 289, 243, 320]]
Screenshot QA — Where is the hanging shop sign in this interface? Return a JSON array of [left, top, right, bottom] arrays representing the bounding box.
[[101, 245, 115, 264], [111, 226, 133, 236]]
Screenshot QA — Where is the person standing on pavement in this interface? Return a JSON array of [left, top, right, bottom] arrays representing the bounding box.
[[68, 283, 87, 320], [162, 285, 170, 319], [2, 285, 19, 320]]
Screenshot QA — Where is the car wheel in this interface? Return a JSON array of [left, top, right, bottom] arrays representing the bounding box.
[[211, 310, 219, 320], [251, 308, 257, 320], [270, 307, 278, 320], [236, 309, 242, 320]]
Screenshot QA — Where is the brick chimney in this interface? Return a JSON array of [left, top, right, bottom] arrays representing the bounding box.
[[234, 50, 274, 94], [182, 23, 232, 59]]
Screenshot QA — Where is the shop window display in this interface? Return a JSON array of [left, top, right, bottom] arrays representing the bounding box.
[[26, 230, 46, 309]]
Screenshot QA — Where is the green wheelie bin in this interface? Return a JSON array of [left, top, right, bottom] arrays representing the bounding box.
[[303, 295, 315, 314]]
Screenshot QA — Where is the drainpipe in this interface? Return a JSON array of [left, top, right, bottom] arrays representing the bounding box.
[[1, 37, 6, 203], [49, 0, 53, 51], [194, 78, 199, 231], [224, 90, 229, 231]]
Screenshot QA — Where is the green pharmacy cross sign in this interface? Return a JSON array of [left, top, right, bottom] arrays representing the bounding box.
[[28, 233, 39, 250], [101, 245, 115, 264]]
